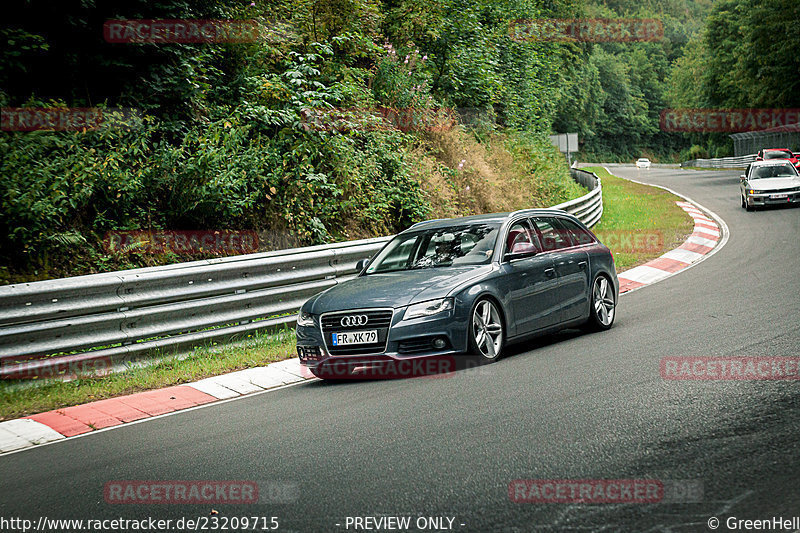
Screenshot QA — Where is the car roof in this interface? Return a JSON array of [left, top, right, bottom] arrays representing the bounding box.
[[751, 160, 795, 167], [403, 209, 572, 233]]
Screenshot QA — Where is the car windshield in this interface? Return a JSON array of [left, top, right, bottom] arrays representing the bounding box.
[[751, 164, 798, 179], [764, 150, 792, 160], [365, 224, 499, 273]]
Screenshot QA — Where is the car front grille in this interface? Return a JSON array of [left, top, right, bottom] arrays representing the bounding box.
[[321, 309, 393, 356], [755, 188, 800, 194]]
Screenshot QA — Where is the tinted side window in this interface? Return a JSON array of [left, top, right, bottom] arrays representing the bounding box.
[[555, 218, 595, 246], [532, 217, 571, 251], [504, 221, 538, 256]]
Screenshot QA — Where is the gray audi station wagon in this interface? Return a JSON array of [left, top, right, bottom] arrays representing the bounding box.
[[296, 209, 618, 379]]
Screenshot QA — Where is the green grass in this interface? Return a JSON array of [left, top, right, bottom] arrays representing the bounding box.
[[0, 328, 297, 421], [584, 166, 694, 272]]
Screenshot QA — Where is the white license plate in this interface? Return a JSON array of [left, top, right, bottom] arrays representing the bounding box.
[[770, 193, 788, 199], [332, 330, 378, 346]]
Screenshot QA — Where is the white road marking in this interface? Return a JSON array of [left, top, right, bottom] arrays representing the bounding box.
[[619, 265, 674, 284], [687, 235, 719, 247], [0, 419, 65, 446]]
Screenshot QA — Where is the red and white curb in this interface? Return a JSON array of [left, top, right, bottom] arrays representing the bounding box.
[[0, 358, 314, 455], [617, 201, 722, 293]]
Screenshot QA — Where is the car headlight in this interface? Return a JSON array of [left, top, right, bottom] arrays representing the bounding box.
[[404, 298, 454, 320], [296, 311, 315, 327]]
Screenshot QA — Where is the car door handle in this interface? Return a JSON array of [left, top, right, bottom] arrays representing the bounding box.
[[544, 268, 556, 278], [578, 261, 587, 270]]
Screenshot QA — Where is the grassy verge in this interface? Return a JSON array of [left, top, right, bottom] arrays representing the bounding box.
[[584, 166, 694, 272], [0, 329, 296, 421]]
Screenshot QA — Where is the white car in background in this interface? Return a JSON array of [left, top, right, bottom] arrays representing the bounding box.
[[740, 161, 800, 211], [636, 158, 651, 169]]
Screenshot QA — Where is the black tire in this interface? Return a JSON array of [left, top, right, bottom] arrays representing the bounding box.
[[585, 275, 616, 331], [746, 202, 754, 212], [467, 298, 504, 363], [741, 195, 746, 209]]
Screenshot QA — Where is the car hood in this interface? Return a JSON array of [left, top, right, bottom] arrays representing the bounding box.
[[307, 265, 493, 313], [749, 177, 800, 190]]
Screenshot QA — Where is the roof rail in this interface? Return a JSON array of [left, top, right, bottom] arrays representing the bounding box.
[[409, 218, 445, 229], [509, 207, 567, 218], [508, 208, 539, 218]]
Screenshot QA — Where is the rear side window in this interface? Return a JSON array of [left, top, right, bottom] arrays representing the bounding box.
[[554, 218, 596, 246], [531, 217, 571, 251]]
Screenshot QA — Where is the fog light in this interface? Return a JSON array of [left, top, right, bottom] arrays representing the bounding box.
[[432, 338, 446, 349]]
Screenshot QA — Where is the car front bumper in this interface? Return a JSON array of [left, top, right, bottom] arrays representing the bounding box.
[[296, 307, 470, 371], [746, 191, 800, 206]]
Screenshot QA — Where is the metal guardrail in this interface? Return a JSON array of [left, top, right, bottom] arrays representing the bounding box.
[[601, 163, 681, 168], [681, 154, 756, 169], [557, 169, 603, 227], [0, 169, 602, 379]]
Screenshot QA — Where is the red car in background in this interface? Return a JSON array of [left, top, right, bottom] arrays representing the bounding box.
[[756, 148, 800, 170]]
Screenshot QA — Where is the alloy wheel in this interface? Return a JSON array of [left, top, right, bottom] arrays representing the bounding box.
[[471, 299, 503, 360], [592, 276, 616, 328]]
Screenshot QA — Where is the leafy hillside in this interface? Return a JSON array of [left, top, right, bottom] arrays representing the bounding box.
[[8, 0, 787, 282], [1, 0, 585, 283]]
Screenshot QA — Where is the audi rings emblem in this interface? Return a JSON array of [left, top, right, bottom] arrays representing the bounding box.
[[341, 315, 369, 327]]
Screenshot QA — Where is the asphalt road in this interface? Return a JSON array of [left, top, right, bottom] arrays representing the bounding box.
[[2, 166, 799, 532]]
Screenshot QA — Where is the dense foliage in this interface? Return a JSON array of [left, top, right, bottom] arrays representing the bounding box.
[[0, 0, 581, 281], [2, 0, 793, 281], [666, 0, 800, 157], [552, 0, 714, 161]]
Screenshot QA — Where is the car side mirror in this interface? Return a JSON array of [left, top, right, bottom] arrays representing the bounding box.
[[355, 258, 370, 272], [740, 174, 746, 181], [504, 250, 537, 262]]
